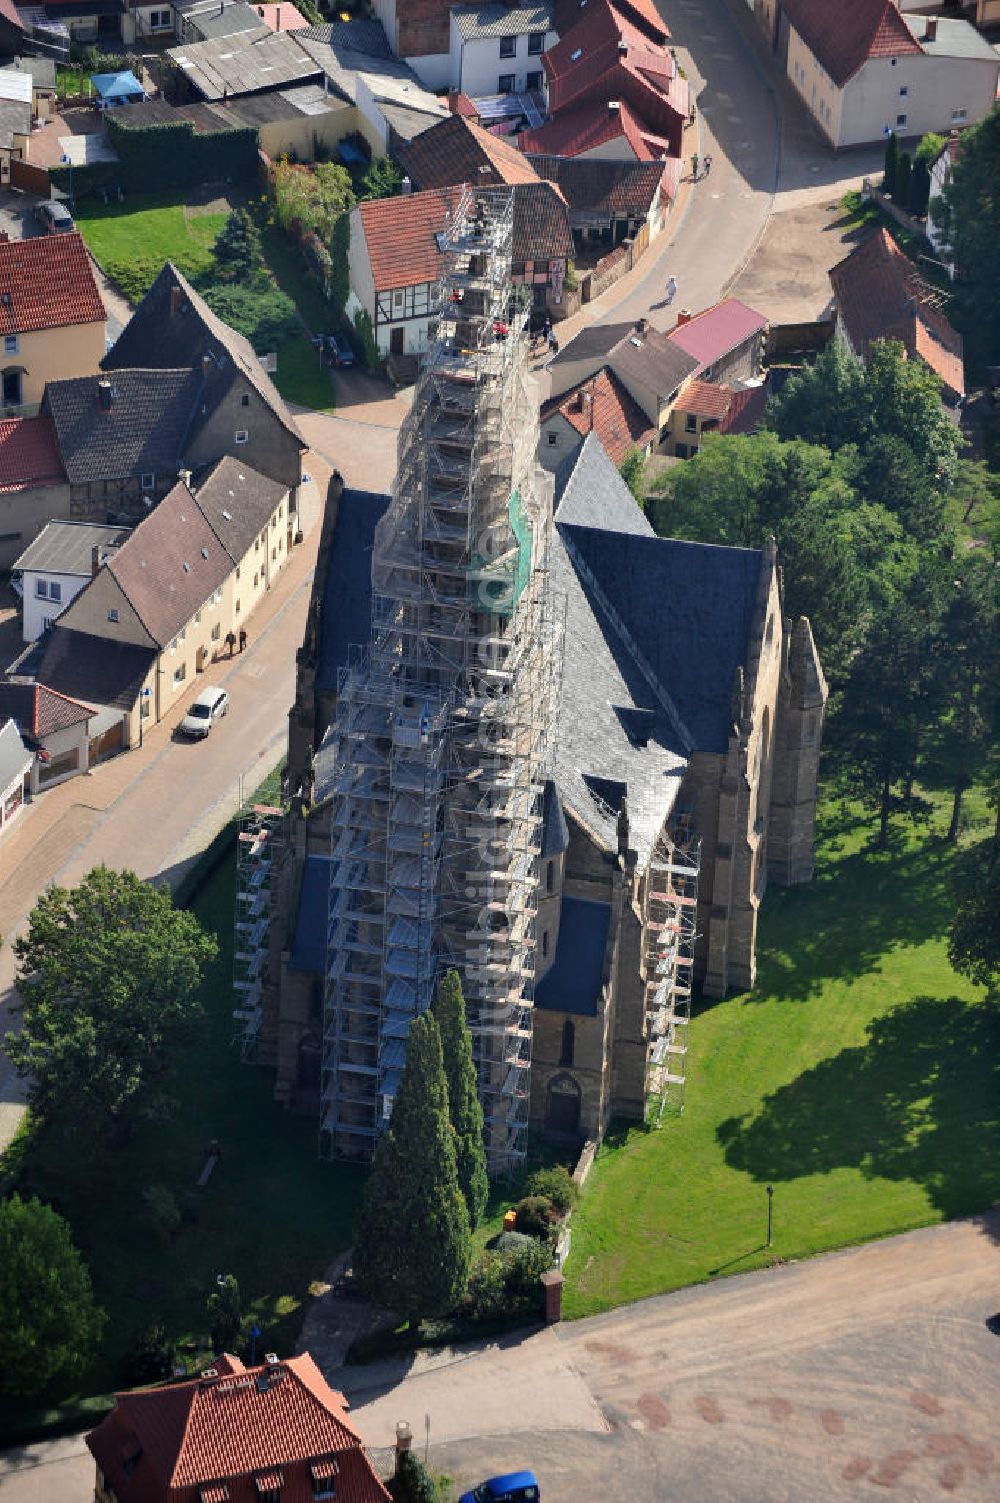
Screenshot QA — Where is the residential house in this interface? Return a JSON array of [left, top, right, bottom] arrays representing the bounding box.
[[294, 21, 449, 154], [0, 717, 32, 836], [86, 1352, 391, 1503], [3, 57, 58, 120], [530, 153, 679, 253], [347, 186, 462, 358], [662, 378, 768, 457], [666, 297, 770, 384], [552, 319, 699, 442], [37, 457, 292, 743], [396, 114, 573, 311], [0, 414, 70, 568], [13, 519, 129, 641], [102, 262, 306, 498], [828, 226, 965, 399], [168, 0, 264, 43], [27, 0, 123, 47], [0, 679, 94, 789], [0, 231, 107, 416], [539, 363, 654, 471], [447, 2, 557, 99], [520, 94, 673, 162], [757, 0, 999, 148], [0, 68, 32, 189]]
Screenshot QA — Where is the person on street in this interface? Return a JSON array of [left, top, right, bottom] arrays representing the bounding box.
[[225, 630, 236, 657], [239, 628, 248, 653], [703, 153, 713, 177], [691, 153, 699, 181], [666, 275, 678, 304]]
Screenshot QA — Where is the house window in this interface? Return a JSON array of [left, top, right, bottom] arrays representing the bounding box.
[[499, 34, 516, 57], [951, 108, 967, 122], [108, 608, 119, 622], [241, 392, 250, 407], [254, 572, 259, 588], [149, 7, 170, 26], [211, 622, 221, 641], [3, 334, 17, 354], [235, 429, 249, 444], [35, 578, 48, 598], [528, 30, 544, 53], [2, 368, 21, 406], [49, 580, 61, 602], [896, 113, 907, 128], [141, 472, 154, 490], [498, 73, 515, 92], [546, 431, 558, 446], [194, 610, 201, 625], [559, 1019, 575, 1068], [392, 290, 405, 312], [173, 662, 186, 686], [527, 70, 543, 90], [685, 414, 698, 433], [309, 1460, 339, 1499], [899, 86, 908, 98]]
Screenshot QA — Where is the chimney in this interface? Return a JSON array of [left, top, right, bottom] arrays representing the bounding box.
[[178, 467, 192, 488], [0, 231, 8, 242], [170, 284, 183, 315], [617, 40, 628, 55], [401, 174, 412, 195], [276, 3, 281, 25], [91, 543, 103, 577], [924, 17, 937, 42], [676, 308, 692, 326], [201, 352, 214, 378], [96, 378, 113, 413]]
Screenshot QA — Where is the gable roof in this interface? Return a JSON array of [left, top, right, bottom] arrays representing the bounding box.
[[672, 378, 769, 432], [828, 227, 964, 395], [553, 429, 652, 527], [356, 186, 462, 291], [520, 96, 652, 160], [0, 718, 32, 792], [0, 680, 93, 739], [35, 627, 155, 712], [543, 367, 654, 464], [665, 298, 768, 371], [396, 113, 543, 191], [87, 1353, 390, 1503], [780, 0, 921, 87], [43, 369, 202, 485], [608, 323, 700, 400], [531, 154, 669, 216], [542, 0, 687, 137], [13, 520, 129, 575], [0, 414, 66, 491], [192, 455, 287, 563], [102, 263, 303, 447], [102, 480, 233, 647], [0, 232, 104, 336]]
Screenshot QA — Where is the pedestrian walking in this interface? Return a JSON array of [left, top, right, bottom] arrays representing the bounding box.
[[547, 331, 559, 354], [666, 275, 678, 304], [703, 153, 713, 177], [691, 152, 699, 181], [225, 630, 236, 657], [239, 627, 247, 653]]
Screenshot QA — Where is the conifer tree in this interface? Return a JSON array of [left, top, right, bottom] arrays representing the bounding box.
[[353, 1012, 471, 1323], [882, 130, 898, 194], [433, 969, 489, 1228]]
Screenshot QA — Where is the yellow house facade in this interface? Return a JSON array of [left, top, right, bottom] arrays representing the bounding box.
[[0, 233, 106, 416]]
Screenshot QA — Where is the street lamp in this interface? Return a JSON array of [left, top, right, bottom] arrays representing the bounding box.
[[766, 1184, 774, 1248]]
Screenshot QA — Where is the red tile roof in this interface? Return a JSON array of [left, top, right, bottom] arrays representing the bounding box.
[[357, 187, 462, 291], [666, 298, 769, 372], [0, 0, 22, 30], [829, 227, 964, 396], [0, 680, 94, 739], [671, 379, 735, 419], [87, 1354, 390, 1503], [544, 367, 655, 463], [398, 114, 542, 191], [781, 0, 921, 88], [520, 97, 653, 160], [0, 415, 66, 491], [671, 379, 768, 434], [720, 383, 768, 435], [255, 3, 309, 30], [447, 89, 479, 118], [0, 231, 105, 336]]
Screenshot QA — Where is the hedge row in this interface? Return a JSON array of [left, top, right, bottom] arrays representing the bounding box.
[[103, 116, 259, 194]]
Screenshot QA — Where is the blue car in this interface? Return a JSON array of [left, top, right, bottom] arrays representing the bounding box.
[[459, 1472, 540, 1503]]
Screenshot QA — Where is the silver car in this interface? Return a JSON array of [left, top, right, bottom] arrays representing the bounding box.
[[34, 200, 75, 234], [179, 686, 229, 739]]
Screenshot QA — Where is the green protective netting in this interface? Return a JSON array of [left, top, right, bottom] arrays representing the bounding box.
[[508, 489, 532, 608]]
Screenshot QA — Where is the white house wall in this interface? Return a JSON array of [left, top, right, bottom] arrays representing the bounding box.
[[21, 567, 90, 643], [449, 23, 556, 96]]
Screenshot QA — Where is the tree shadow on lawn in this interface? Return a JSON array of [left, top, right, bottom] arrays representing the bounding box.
[[717, 994, 1000, 1238], [750, 837, 955, 1003]]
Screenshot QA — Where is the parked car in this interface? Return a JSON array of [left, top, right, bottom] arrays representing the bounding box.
[[329, 333, 355, 368], [179, 686, 229, 739], [34, 199, 75, 234], [459, 1473, 540, 1503]]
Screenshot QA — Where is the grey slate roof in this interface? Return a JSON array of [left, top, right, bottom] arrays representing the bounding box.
[[173, 0, 263, 40], [608, 326, 700, 401], [451, 2, 553, 41], [535, 895, 610, 1015], [43, 370, 201, 485], [193, 455, 286, 564], [545, 320, 634, 399], [0, 717, 32, 792], [288, 852, 334, 974], [553, 431, 650, 532], [540, 777, 569, 858], [903, 14, 999, 60], [317, 487, 392, 694], [35, 627, 155, 711], [13, 521, 130, 576]]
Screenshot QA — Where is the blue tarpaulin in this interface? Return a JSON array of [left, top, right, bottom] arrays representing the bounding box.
[[91, 71, 145, 107]]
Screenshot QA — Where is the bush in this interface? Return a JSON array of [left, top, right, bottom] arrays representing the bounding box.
[[200, 282, 299, 351], [466, 1238, 553, 1321], [524, 1165, 578, 1215], [563, 259, 578, 292], [354, 307, 380, 371], [513, 1194, 554, 1239], [121, 1323, 176, 1386], [389, 1451, 447, 1503], [142, 1184, 180, 1246]]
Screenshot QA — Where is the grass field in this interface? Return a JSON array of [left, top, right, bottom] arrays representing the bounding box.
[[75, 195, 227, 304], [563, 788, 1000, 1318], [271, 332, 336, 413]]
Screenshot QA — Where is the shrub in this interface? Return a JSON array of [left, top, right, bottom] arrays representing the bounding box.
[[200, 282, 299, 351], [389, 1451, 447, 1503], [466, 1238, 553, 1321], [142, 1184, 180, 1246], [563, 258, 578, 292], [513, 1194, 555, 1239], [524, 1164, 578, 1215], [354, 307, 380, 371], [274, 160, 354, 242], [121, 1322, 176, 1386]]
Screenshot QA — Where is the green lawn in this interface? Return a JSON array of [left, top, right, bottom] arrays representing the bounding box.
[[75, 195, 228, 304], [3, 773, 363, 1406], [272, 332, 335, 413], [563, 788, 1000, 1318]]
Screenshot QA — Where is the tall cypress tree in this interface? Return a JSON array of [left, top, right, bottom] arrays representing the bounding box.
[[882, 130, 898, 195], [353, 1012, 471, 1324], [434, 969, 489, 1228], [893, 151, 912, 209]]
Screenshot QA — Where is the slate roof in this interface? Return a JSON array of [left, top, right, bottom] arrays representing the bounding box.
[[543, 367, 654, 464], [43, 369, 201, 485], [0, 680, 92, 739], [450, 1, 553, 41], [554, 429, 649, 532], [780, 0, 921, 87], [13, 520, 129, 575], [356, 187, 463, 291], [540, 776, 569, 857], [0, 414, 66, 491], [0, 718, 32, 793], [86, 1353, 390, 1503], [192, 455, 287, 563], [102, 481, 233, 647], [609, 324, 700, 400], [168, 26, 320, 99], [35, 627, 155, 711], [829, 228, 965, 395], [102, 263, 303, 446], [535, 895, 611, 1015], [665, 298, 768, 372], [0, 231, 104, 336], [317, 488, 392, 694], [289, 852, 334, 973], [531, 154, 667, 217]]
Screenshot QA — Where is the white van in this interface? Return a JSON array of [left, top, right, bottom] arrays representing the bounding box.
[[179, 686, 229, 739]]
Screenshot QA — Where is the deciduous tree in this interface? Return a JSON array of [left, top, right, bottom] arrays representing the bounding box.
[[931, 103, 1000, 375], [433, 970, 488, 1228]]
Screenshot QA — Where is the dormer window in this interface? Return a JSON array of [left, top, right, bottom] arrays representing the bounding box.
[[309, 1458, 339, 1499], [254, 1470, 284, 1503]]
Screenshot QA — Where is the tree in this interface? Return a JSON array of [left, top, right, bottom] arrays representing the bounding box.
[[618, 445, 646, 505], [907, 155, 931, 217], [0, 1194, 105, 1401], [882, 130, 898, 195], [949, 847, 1000, 1002], [122, 1322, 176, 1386], [213, 208, 263, 282], [433, 970, 488, 1229], [5, 867, 218, 1140], [273, 160, 355, 242], [207, 1274, 242, 1353], [933, 553, 1000, 842], [892, 150, 912, 209], [353, 1012, 471, 1323], [856, 434, 948, 544], [766, 340, 869, 454], [932, 103, 1000, 375], [360, 154, 402, 200], [201, 283, 299, 353]]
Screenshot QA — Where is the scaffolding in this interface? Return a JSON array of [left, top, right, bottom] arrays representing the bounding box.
[[643, 809, 700, 1123], [320, 186, 557, 1175], [234, 804, 283, 1059]]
